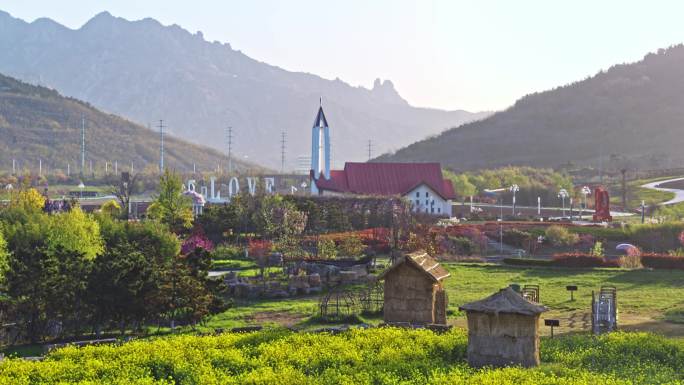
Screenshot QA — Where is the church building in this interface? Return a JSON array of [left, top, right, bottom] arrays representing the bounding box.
[[309, 104, 455, 216]]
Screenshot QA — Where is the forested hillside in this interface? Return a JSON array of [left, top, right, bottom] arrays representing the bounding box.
[[378, 45, 684, 171], [0, 73, 257, 174]]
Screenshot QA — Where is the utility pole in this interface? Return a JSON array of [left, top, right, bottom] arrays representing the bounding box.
[[621, 168, 628, 210], [81, 115, 86, 176], [67, 162, 70, 177], [367, 140, 373, 161], [280, 130, 286, 173], [39, 159, 42, 177], [114, 160, 118, 175], [12, 159, 15, 175], [158, 120, 165, 172]]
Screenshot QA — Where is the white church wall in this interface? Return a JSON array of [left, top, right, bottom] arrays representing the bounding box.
[[405, 184, 452, 217]]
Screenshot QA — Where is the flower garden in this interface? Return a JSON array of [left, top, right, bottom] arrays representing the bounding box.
[[0, 328, 681, 384]]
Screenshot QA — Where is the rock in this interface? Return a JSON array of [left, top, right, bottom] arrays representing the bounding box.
[[233, 283, 250, 298], [309, 286, 322, 294], [339, 271, 357, 282], [308, 273, 322, 287], [351, 264, 368, 278], [268, 290, 290, 298]]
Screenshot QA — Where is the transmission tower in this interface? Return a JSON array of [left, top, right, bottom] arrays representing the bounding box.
[[367, 139, 373, 161], [225, 126, 233, 173], [158, 120, 166, 172], [280, 130, 287, 173]]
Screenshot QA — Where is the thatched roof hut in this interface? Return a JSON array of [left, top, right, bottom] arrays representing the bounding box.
[[379, 251, 450, 325], [459, 287, 548, 367]]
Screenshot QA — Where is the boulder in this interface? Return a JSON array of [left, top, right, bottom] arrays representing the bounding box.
[[308, 273, 322, 287]]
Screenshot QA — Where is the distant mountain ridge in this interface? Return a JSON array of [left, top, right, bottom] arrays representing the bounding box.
[[0, 10, 490, 169], [377, 45, 684, 171], [0, 72, 257, 174]]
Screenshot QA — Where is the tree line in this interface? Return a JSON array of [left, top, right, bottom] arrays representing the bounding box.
[[0, 171, 227, 344]]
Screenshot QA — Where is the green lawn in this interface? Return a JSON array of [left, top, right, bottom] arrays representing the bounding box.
[[202, 263, 684, 337], [211, 259, 257, 270], [609, 176, 678, 208]]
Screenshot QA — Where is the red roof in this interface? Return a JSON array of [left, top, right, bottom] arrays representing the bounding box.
[[312, 162, 456, 199]]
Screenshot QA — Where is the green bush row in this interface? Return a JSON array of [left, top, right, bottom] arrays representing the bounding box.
[[502, 258, 553, 267]]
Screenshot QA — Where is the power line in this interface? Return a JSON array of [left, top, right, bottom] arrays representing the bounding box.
[[280, 130, 287, 173], [158, 119, 166, 172], [81, 115, 86, 176]]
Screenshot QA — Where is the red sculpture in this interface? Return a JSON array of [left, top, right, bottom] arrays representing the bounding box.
[[592, 186, 612, 222]]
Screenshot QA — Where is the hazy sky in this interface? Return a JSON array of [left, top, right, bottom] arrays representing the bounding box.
[[3, 1, 684, 111]]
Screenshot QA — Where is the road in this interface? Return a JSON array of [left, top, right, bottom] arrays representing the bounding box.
[[461, 203, 634, 218], [640, 177, 684, 205]]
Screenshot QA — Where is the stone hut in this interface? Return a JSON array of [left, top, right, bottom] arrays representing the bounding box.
[[459, 287, 548, 368], [378, 251, 450, 325]]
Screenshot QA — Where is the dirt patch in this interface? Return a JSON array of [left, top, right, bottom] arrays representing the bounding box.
[[247, 311, 306, 327], [619, 313, 684, 337]]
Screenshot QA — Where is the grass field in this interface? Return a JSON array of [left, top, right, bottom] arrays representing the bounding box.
[[609, 176, 678, 209], [201, 263, 684, 338]]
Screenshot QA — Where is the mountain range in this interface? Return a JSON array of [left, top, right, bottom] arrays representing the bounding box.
[[0, 10, 489, 170], [0, 72, 256, 175], [378, 45, 684, 171]]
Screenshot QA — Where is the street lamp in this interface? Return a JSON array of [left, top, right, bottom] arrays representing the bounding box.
[[510, 184, 519, 216], [580, 186, 591, 220], [558, 188, 568, 218]]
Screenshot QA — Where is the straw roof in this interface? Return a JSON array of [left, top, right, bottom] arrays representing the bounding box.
[[378, 251, 450, 282], [459, 287, 548, 316]]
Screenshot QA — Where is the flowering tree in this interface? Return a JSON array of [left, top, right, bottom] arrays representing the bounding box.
[[181, 228, 215, 255]]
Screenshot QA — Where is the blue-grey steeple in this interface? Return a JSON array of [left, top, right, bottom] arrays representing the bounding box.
[[311, 100, 331, 194]]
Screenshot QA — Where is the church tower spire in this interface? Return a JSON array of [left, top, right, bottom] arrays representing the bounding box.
[[310, 99, 331, 194]]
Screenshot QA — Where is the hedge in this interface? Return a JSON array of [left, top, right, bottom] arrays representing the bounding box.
[[640, 253, 684, 270], [552, 253, 619, 268], [502, 258, 553, 267]]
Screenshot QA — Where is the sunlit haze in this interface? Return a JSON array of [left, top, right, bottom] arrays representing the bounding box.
[[3, 0, 684, 112]]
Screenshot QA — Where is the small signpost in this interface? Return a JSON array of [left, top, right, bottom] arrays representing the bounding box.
[[566, 285, 578, 301], [544, 319, 560, 338]]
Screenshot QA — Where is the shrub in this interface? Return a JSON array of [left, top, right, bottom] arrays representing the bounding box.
[[503, 257, 553, 267], [181, 230, 214, 254], [212, 243, 246, 260], [590, 241, 604, 257], [552, 253, 619, 268], [100, 199, 121, 217], [545, 225, 579, 247], [576, 233, 596, 249], [567, 226, 626, 240], [438, 255, 485, 263], [617, 254, 643, 269], [248, 239, 272, 258], [641, 253, 684, 270], [443, 236, 476, 256], [337, 236, 365, 257], [317, 239, 338, 259], [502, 228, 532, 248], [626, 222, 684, 252]]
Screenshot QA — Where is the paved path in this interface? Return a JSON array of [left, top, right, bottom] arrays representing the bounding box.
[[640, 177, 684, 205]]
